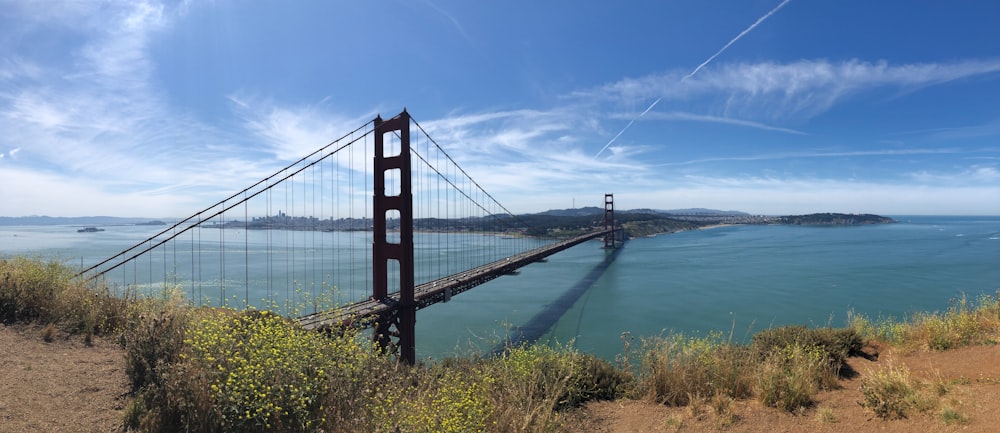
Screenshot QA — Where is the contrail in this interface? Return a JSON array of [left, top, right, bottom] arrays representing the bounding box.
[[686, 0, 793, 80], [594, 0, 793, 159]]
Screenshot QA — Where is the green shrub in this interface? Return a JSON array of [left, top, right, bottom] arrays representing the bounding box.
[[754, 344, 835, 411], [122, 302, 192, 391], [569, 353, 632, 406], [751, 325, 862, 368]]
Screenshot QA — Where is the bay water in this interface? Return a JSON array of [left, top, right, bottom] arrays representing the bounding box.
[[2, 215, 997, 360]]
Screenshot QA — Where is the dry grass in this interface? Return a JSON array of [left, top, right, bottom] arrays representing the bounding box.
[[0, 257, 131, 337], [850, 292, 1000, 351], [635, 327, 857, 412]]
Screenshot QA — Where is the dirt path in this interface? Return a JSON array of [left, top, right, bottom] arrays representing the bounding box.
[[0, 324, 127, 433]]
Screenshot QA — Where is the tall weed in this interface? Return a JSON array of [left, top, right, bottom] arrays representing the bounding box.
[[637, 333, 753, 406]]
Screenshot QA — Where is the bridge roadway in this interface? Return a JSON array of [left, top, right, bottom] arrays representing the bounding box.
[[295, 228, 617, 331]]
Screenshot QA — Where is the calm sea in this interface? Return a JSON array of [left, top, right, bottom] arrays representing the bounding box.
[[2, 216, 998, 360]]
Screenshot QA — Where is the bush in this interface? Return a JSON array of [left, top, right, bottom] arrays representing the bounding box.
[[751, 326, 863, 368], [142, 309, 375, 433], [122, 299, 192, 392], [754, 344, 835, 411], [569, 353, 631, 406]]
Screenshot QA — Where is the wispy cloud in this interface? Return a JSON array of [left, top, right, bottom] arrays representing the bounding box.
[[589, 59, 1000, 120], [653, 148, 960, 167], [229, 94, 375, 162], [0, 1, 271, 215], [421, 0, 475, 45], [910, 165, 1000, 184]]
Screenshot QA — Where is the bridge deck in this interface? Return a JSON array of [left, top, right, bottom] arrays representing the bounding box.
[[295, 229, 616, 331]]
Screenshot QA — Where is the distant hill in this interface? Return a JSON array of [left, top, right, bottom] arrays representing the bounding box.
[[538, 207, 750, 217], [0, 216, 166, 226], [534, 206, 604, 217], [619, 207, 750, 216]]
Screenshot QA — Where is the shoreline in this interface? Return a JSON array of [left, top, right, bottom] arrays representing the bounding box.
[[641, 223, 742, 238], [696, 223, 740, 231]]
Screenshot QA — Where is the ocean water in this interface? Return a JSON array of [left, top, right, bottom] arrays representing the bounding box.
[[2, 216, 998, 360], [413, 216, 999, 359]]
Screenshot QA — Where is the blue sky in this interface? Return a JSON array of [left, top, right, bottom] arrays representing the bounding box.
[[1, 0, 999, 217]]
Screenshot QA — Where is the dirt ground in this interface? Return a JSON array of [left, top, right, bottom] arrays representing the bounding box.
[[2, 324, 999, 433], [0, 324, 127, 433]]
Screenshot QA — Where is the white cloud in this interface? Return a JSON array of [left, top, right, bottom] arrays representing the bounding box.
[[910, 165, 1000, 185]]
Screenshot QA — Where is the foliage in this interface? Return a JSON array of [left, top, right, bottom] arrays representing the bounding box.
[[906, 294, 995, 350], [847, 309, 906, 343], [368, 367, 494, 433], [129, 308, 377, 433]]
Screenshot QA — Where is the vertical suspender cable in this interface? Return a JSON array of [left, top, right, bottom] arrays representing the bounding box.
[[244, 193, 249, 309]]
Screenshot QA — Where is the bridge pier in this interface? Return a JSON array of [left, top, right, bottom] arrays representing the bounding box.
[[373, 110, 416, 364], [603, 193, 620, 249]]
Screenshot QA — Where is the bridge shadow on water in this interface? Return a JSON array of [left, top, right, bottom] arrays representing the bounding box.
[[493, 243, 624, 354]]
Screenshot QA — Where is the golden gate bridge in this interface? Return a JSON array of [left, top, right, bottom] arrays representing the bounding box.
[[78, 110, 621, 364]]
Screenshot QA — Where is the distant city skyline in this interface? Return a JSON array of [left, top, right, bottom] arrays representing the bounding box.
[[1, 1, 998, 217]]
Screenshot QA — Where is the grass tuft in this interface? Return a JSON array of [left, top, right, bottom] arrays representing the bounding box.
[[41, 322, 56, 342], [857, 362, 940, 420], [940, 407, 970, 425], [815, 406, 837, 423]]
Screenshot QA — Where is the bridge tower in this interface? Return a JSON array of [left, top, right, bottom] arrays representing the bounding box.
[[603, 193, 617, 248], [372, 110, 416, 364]]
